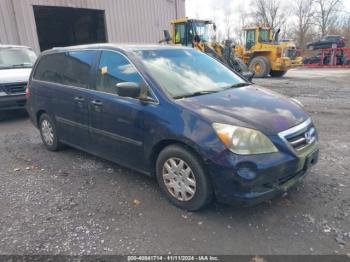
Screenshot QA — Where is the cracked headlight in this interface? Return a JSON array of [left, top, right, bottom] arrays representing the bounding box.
[[213, 123, 278, 155]]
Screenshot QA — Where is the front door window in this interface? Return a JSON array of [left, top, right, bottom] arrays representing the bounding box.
[[96, 51, 142, 95]]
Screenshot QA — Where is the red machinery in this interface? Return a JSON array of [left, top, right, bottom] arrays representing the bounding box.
[[304, 48, 350, 68]]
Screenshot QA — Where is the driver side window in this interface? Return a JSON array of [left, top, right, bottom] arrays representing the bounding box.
[[96, 51, 142, 95]]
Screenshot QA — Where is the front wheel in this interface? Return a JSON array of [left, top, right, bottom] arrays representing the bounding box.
[[270, 70, 287, 77], [156, 145, 213, 211], [249, 56, 271, 78]]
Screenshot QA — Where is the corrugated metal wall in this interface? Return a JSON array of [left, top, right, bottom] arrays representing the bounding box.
[[0, 0, 20, 44], [0, 0, 185, 53]]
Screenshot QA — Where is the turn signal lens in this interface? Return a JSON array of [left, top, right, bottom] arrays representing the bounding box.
[[25, 83, 30, 98]]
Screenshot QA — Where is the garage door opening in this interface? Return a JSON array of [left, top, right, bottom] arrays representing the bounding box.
[[33, 6, 107, 51]]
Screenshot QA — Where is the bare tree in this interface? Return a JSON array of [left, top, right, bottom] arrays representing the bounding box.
[[252, 0, 287, 31], [314, 0, 342, 36], [293, 0, 315, 50], [234, 3, 249, 44], [343, 15, 350, 42], [279, 21, 295, 40], [329, 14, 350, 43], [224, 8, 233, 39]]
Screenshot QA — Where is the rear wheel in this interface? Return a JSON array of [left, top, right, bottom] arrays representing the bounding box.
[[270, 70, 287, 77], [39, 113, 63, 151], [156, 145, 213, 211], [249, 56, 271, 78]]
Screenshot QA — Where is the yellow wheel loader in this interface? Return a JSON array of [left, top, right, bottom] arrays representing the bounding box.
[[235, 26, 303, 78], [161, 18, 254, 81]]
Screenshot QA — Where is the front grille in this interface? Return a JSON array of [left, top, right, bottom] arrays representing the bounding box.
[[284, 48, 297, 59], [279, 118, 317, 151], [0, 82, 27, 94]]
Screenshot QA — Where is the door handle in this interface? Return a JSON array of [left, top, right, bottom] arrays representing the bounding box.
[[74, 96, 85, 102], [91, 100, 103, 106]]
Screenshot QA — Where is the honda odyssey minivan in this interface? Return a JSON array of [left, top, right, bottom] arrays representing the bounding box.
[[26, 44, 319, 210]]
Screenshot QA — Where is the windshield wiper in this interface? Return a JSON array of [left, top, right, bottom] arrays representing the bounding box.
[[10, 63, 32, 68], [174, 90, 219, 99], [225, 82, 251, 89]]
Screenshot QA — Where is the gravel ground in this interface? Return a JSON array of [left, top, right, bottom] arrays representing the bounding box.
[[0, 68, 349, 255]]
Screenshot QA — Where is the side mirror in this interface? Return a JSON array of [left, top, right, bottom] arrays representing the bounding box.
[[159, 30, 172, 44], [194, 34, 201, 44], [116, 81, 154, 102], [116, 82, 140, 98], [164, 30, 171, 43]]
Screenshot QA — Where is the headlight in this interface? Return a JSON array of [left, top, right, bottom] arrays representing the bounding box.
[[212, 123, 278, 155]]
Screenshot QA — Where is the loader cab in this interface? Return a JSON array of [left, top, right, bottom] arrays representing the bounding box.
[[171, 19, 215, 47], [244, 27, 273, 49]]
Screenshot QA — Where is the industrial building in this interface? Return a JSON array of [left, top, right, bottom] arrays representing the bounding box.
[[0, 0, 185, 53]]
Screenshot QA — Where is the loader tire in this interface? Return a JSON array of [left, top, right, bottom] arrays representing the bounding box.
[[270, 70, 287, 77], [249, 56, 271, 78]]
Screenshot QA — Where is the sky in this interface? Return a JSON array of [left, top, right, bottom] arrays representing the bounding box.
[[185, 0, 350, 42]]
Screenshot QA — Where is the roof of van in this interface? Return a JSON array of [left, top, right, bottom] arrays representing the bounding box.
[[44, 43, 189, 54], [0, 44, 33, 49]]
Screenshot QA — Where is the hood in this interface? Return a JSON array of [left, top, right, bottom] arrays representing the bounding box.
[[0, 68, 32, 84], [178, 85, 309, 134]]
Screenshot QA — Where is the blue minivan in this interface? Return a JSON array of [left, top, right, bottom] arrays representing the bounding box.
[[26, 44, 319, 210]]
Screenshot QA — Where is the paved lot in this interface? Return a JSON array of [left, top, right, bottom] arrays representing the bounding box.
[[0, 68, 349, 255]]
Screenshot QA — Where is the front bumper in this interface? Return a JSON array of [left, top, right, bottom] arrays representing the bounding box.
[[206, 135, 319, 206], [290, 56, 303, 67], [0, 94, 26, 111], [274, 57, 303, 71]]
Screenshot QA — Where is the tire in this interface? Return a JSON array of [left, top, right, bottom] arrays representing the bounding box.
[[39, 113, 63, 151], [270, 70, 287, 77], [249, 56, 271, 78], [156, 144, 213, 211]]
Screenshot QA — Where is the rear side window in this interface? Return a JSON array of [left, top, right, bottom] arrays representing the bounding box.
[[34, 51, 97, 88]]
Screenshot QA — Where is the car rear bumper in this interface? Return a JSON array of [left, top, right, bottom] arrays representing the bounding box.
[[0, 94, 26, 111]]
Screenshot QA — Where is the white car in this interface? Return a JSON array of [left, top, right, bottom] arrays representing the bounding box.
[[0, 45, 37, 111]]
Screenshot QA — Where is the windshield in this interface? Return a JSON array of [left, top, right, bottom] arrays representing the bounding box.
[[0, 48, 37, 69], [135, 49, 246, 99], [259, 29, 270, 42], [192, 22, 215, 42]]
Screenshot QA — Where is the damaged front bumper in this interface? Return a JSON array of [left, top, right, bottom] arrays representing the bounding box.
[[206, 118, 319, 206]]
